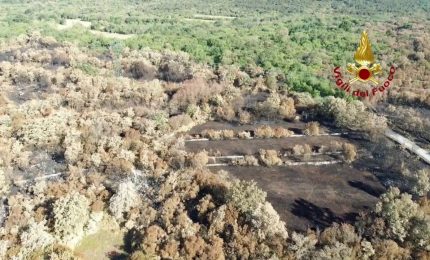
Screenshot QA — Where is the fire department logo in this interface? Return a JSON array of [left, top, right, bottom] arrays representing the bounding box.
[[333, 31, 396, 98]]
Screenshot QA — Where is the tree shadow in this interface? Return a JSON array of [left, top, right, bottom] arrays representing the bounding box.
[[291, 198, 342, 230], [348, 180, 384, 197]]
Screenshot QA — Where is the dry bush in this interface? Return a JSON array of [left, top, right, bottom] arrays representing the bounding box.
[[387, 105, 430, 141], [255, 125, 292, 138], [320, 97, 387, 132], [253, 202, 288, 239], [190, 150, 209, 169], [374, 187, 419, 242], [409, 169, 430, 197], [259, 149, 283, 166], [221, 129, 235, 139], [109, 180, 140, 221], [328, 141, 343, 152], [171, 78, 223, 112], [319, 223, 360, 246], [372, 240, 411, 260], [53, 192, 90, 248], [238, 110, 252, 124], [279, 97, 296, 120], [257, 93, 280, 118], [0, 168, 9, 194], [303, 121, 320, 136], [342, 143, 357, 163], [292, 144, 312, 160], [51, 50, 71, 67], [292, 92, 318, 109], [201, 129, 222, 140], [233, 155, 259, 166], [227, 180, 266, 213], [160, 60, 192, 82], [255, 125, 274, 138], [15, 220, 55, 259], [168, 114, 193, 130], [273, 126, 294, 138], [129, 60, 157, 80], [288, 232, 318, 259], [238, 131, 252, 139], [216, 104, 236, 121]]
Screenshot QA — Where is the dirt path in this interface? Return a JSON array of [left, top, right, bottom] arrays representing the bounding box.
[[385, 129, 430, 165], [57, 19, 135, 40]]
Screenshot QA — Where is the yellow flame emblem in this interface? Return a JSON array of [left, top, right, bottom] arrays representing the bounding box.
[[354, 31, 375, 66], [347, 31, 381, 85]]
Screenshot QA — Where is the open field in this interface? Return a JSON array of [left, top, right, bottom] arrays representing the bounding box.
[[213, 164, 384, 231], [185, 120, 387, 231]]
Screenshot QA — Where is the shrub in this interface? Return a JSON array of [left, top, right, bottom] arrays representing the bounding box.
[[227, 180, 266, 214], [279, 97, 296, 120], [303, 122, 320, 136], [168, 114, 193, 130], [372, 240, 411, 260], [258, 93, 280, 118], [171, 78, 223, 112], [63, 128, 82, 164], [238, 110, 252, 124], [216, 105, 236, 121], [408, 214, 430, 249], [342, 143, 357, 163], [109, 180, 140, 221], [319, 223, 360, 246], [238, 131, 252, 139], [273, 126, 294, 138], [288, 232, 318, 259], [201, 129, 222, 140], [53, 192, 90, 248], [232, 155, 259, 166], [255, 125, 274, 138], [51, 50, 71, 67], [259, 149, 282, 166], [190, 150, 209, 169], [0, 168, 9, 194], [252, 202, 288, 239], [320, 97, 387, 132], [375, 187, 418, 242], [129, 60, 157, 80], [17, 220, 55, 259], [410, 169, 430, 197], [292, 144, 312, 160], [160, 60, 192, 82]]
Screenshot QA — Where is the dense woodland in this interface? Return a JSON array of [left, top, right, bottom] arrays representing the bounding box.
[[0, 0, 429, 259]]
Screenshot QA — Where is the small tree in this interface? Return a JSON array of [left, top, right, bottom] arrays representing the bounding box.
[[53, 192, 90, 248], [375, 187, 418, 242], [410, 169, 430, 197], [279, 97, 296, 120], [227, 180, 266, 214], [109, 180, 140, 221], [190, 150, 209, 169]]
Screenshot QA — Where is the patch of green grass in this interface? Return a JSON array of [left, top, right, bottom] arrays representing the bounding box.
[[76, 62, 99, 76]]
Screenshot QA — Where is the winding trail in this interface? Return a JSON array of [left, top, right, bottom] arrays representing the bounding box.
[[385, 129, 430, 165]]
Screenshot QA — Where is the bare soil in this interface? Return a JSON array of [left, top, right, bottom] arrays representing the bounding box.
[[213, 164, 385, 232], [186, 135, 347, 155], [186, 121, 386, 232], [188, 120, 330, 135]]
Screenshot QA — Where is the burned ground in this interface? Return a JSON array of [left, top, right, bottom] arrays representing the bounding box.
[[185, 121, 388, 231]]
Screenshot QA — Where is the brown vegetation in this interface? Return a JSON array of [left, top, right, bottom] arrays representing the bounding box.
[[0, 34, 427, 259]]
